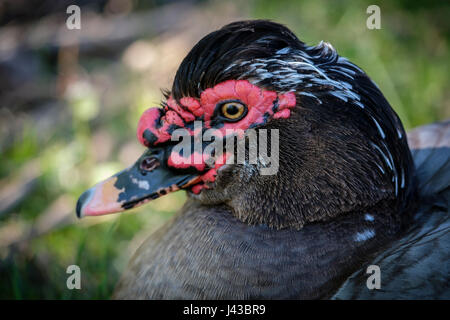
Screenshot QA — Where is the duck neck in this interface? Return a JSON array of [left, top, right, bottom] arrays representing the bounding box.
[[175, 199, 406, 299]]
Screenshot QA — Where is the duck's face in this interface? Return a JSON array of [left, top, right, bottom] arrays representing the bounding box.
[[76, 78, 295, 217], [77, 21, 416, 229]]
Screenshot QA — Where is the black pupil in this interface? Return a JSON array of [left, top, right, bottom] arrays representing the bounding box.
[[226, 104, 240, 115]]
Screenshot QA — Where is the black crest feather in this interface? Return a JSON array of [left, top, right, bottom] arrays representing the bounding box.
[[172, 20, 303, 99]]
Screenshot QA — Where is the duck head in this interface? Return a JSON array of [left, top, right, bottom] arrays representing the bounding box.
[[76, 20, 416, 229]]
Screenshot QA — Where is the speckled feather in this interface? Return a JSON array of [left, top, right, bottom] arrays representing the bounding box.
[[332, 121, 450, 299]]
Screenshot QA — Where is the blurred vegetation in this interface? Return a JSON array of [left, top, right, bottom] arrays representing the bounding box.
[[0, 0, 448, 299]]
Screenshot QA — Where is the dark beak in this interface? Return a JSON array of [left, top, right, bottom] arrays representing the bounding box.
[[76, 147, 200, 218]]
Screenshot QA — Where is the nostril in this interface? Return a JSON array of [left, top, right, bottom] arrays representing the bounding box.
[[140, 156, 160, 172]]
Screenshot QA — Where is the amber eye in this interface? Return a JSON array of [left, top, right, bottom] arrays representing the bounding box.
[[219, 101, 247, 121]]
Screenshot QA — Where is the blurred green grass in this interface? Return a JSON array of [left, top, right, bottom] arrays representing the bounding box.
[[0, 0, 448, 299]]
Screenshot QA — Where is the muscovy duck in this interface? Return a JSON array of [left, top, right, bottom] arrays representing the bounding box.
[[76, 20, 450, 299]]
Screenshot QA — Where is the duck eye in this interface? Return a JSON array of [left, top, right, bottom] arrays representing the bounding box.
[[219, 101, 247, 121]]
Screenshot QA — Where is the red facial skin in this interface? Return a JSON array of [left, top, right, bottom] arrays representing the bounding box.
[[137, 80, 296, 193]]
